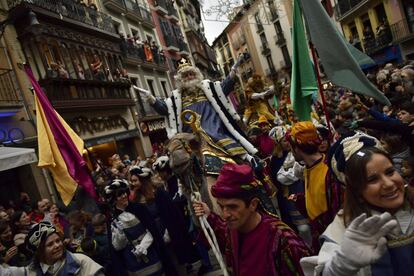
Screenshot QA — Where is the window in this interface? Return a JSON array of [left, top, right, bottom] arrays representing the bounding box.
[[160, 80, 168, 97], [130, 77, 138, 86], [274, 21, 283, 36], [266, 55, 275, 71], [281, 46, 291, 68], [254, 13, 261, 25], [260, 34, 267, 45], [146, 34, 154, 43], [147, 79, 156, 96], [113, 20, 122, 35]]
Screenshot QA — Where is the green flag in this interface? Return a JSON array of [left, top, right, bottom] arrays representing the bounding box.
[[290, 0, 318, 121], [299, 0, 390, 105]]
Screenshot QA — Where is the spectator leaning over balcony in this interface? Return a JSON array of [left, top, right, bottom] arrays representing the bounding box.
[[91, 54, 105, 81], [144, 40, 153, 62], [151, 41, 159, 64]]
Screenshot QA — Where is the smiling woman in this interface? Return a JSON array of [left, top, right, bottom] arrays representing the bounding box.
[[301, 132, 414, 276], [0, 221, 104, 275]]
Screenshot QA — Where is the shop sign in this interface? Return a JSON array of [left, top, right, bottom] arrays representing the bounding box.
[[84, 130, 140, 147], [147, 120, 165, 132], [69, 115, 129, 135]]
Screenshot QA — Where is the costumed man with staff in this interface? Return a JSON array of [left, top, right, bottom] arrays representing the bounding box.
[[193, 163, 311, 276]]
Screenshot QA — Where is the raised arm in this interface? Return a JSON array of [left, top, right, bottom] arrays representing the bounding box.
[[133, 85, 168, 116], [222, 54, 245, 96]]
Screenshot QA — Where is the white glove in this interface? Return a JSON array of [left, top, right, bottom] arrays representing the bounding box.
[[323, 212, 397, 276], [230, 54, 245, 78], [132, 230, 153, 257], [163, 229, 171, 244], [133, 85, 156, 104], [231, 54, 244, 72], [251, 92, 266, 100], [268, 127, 278, 138]]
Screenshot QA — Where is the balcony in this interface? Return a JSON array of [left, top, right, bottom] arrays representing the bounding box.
[[274, 34, 286, 46], [166, 3, 179, 22], [153, 0, 168, 15], [256, 23, 264, 34], [164, 36, 180, 52], [335, 0, 367, 21], [7, 0, 116, 34], [39, 78, 134, 110], [177, 40, 190, 55], [0, 70, 23, 108], [121, 42, 168, 71], [139, 6, 154, 28], [363, 29, 393, 56], [125, 0, 142, 22], [193, 52, 209, 69], [102, 0, 125, 14], [261, 43, 271, 56], [391, 18, 414, 43]]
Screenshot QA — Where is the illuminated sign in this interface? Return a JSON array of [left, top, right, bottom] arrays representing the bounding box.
[[0, 127, 25, 145]]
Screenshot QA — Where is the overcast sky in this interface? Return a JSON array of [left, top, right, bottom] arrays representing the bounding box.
[[201, 0, 242, 45]]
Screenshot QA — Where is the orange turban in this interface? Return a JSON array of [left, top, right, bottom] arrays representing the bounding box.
[[289, 121, 321, 145]]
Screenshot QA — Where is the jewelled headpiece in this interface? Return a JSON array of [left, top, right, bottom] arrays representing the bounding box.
[[177, 57, 192, 71]]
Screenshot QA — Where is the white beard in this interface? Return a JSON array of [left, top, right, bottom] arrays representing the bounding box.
[[178, 78, 204, 94]]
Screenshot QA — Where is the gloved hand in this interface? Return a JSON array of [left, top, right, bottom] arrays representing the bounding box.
[[341, 212, 396, 266], [133, 85, 156, 104], [132, 245, 147, 257], [132, 230, 153, 257], [231, 54, 245, 71], [251, 92, 266, 100], [324, 212, 397, 276], [230, 54, 245, 78]]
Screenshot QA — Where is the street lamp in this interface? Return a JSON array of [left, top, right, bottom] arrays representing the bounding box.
[[0, 10, 40, 39]]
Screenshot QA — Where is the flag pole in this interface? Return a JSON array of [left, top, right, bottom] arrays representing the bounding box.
[[308, 41, 333, 142]]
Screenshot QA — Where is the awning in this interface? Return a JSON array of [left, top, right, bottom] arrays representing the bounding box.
[[0, 147, 38, 172]]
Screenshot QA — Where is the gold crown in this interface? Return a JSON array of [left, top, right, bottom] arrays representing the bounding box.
[[177, 58, 192, 71]]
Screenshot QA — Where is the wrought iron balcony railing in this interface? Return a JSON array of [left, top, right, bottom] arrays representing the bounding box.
[[335, 0, 365, 20], [391, 18, 414, 42], [7, 0, 116, 33], [39, 78, 134, 110]]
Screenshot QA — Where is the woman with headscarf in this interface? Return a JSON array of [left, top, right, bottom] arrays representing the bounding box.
[[0, 221, 103, 275], [301, 132, 414, 275]]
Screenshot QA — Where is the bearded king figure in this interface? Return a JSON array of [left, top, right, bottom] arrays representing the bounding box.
[[135, 56, 260, 172]]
